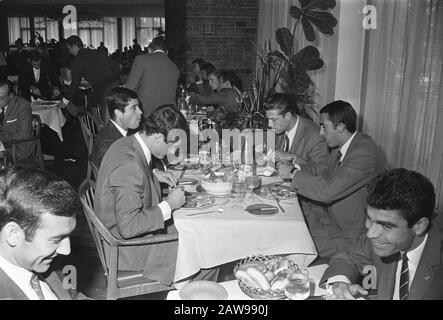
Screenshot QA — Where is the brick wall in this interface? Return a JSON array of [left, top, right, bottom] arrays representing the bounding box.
[[166, 0, 259, 90]]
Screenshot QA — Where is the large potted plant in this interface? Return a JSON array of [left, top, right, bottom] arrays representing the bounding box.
[[224, 0, 337, 130]]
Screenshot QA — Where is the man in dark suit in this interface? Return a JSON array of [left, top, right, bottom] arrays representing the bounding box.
[[60, 36, 121, 116], [90, 87, 142, 168], [0, 78, 32, 161], [0, 166, 87, 300], [126, 36, 180, 118], [320, 169, 443, 300], [95, 105, 218, 285], [17, 50, 62, 101], [289, 100, 384, 258], [264, 93, 328, 173]]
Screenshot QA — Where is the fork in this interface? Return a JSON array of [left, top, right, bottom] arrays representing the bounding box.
[[274, 197, 285, 213], [179, 164, 187, 180]]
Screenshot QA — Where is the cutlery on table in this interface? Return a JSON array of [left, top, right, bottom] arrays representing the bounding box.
[[273, 197, 285, 213], [186, 207, 223, 216], [179, 165, 187, 180]]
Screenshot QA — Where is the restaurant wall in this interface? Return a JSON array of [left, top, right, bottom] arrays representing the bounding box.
[[179, 0, 259, 89]]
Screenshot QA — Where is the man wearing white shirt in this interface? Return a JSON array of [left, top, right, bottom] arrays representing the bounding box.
[[90, 87, 143, 168], [289, 100, 384, 258], [0, 166, 87, 300], [320, 169, 443, 300], [264, 93, 327, 174], [94, 105, 218, 285]]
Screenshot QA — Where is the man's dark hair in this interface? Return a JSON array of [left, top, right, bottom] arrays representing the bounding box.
[[264, 93, 299, 116], [0, 77, 13, 94], [367, 168, 436, 228], [0, 166, 81, 241], [192, 58, 205, 67], [66, 35, 84, 48], [28, 50, 42, 62], [106, 87, 138, 120], [320, 100, 357, 133], [219, 70, 243, 92], [142, 104, 188, 139], [200, 63, 216, 77], [148, 36, 166, 51]]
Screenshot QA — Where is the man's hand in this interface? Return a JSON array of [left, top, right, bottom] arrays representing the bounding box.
[[166, 188, 186, 210], [275, 150, 292, 162], [331, 282, 368, 300], [277, 162, 294, 179], [30, 86, 41, 97], [52, 88, 61, 98], [153, 169, 178, 187]]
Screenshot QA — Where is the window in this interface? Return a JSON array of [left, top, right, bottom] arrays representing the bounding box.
[[78, 18, 104, 49], [8, 17, 31, 44], [135, 17, 165, 49], [34, 17, 59, 42], [202, 23, 215, 35]]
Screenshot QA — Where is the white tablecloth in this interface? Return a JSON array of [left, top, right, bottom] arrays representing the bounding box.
[[167, 264, 328, 300], [31, 105, 66, 142], [171, 170, 318, 284]]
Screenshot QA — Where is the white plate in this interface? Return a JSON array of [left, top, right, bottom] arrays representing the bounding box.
[[182, 195, 215, 210], [179, 281, 227, 300]]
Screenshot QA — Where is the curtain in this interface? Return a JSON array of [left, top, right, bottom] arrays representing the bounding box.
[[361, 0, 443, 211], [104, 17, 118, 54], [8, 18, 21, 45], [256, 0, 339, 117], [122, 17, 135, 49]]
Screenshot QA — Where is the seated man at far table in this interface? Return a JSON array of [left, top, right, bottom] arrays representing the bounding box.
[[90, 87, 143, 169], [320, 169, 443, 300], [265, 93, 328, 173], [94, 104, 219, 285], [0, 77, 32, 162]]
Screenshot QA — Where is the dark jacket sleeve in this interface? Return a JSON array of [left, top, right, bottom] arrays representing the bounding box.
[[64, 57, 83, 102]]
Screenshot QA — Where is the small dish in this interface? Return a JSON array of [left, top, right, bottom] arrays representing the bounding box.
[[179, 280, 228, 300]]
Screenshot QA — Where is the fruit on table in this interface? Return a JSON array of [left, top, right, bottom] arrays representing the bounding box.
[[238, 260, 267, 273], [235, 270, 259, 288]]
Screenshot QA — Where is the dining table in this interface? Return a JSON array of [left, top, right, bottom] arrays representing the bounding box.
[[170, 167, 318, 286], [31, 100, 67, 142]]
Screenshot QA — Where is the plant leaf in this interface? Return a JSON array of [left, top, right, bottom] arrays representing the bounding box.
[[299, 0, 310, 8], [294, 46, 324, 70], [290, 5, 302, 19], [275, 28, 294, 57], [301, 17, 316, 42], [305, 11, 337, 35], [305, 0, 336, 10]]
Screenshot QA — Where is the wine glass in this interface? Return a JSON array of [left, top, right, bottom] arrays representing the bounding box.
[[244, 175, 262, 202], [285, 268, 310, 300], [199, 150, 212, 175]]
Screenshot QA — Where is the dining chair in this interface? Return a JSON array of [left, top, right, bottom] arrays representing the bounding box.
[[5, 114, 45, 170], [78, 179, 178, 300], [78, 111, 103, 180]]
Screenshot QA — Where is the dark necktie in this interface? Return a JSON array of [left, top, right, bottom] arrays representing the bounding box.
[[30, 273, 46, 300], [336, 150, 342, 169], [284, 133, 290, 152], [399, 253, 409, 300], [0, 108, 4, 124]]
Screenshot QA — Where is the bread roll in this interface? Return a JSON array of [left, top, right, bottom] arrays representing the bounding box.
[[246, 267, 271, 290]]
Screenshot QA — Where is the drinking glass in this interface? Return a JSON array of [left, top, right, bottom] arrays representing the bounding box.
[[199, 151, 212, 175], [244, 175, 262, 202], [232, 177, 246, 207], [284, 268, 310, 300]]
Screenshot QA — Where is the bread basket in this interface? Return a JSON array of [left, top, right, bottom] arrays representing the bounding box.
[[233, 254, 298, 300]]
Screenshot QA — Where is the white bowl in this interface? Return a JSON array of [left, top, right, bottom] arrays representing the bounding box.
[[200, 179, 232, 195]]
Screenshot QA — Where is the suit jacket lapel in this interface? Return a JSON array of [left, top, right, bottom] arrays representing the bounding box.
[[376, 253, 399, 300], [131, 136, 161, 199], [408, 227, 441, 300], [289, 117, 304, 154], [43, 272, 73, 300], [0, 267, 29, 300]]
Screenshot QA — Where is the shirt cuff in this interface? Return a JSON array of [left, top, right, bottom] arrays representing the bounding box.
[[62, 97, 70, 106], [158, 200, 172, 221], [326, 275, 352, 292]]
